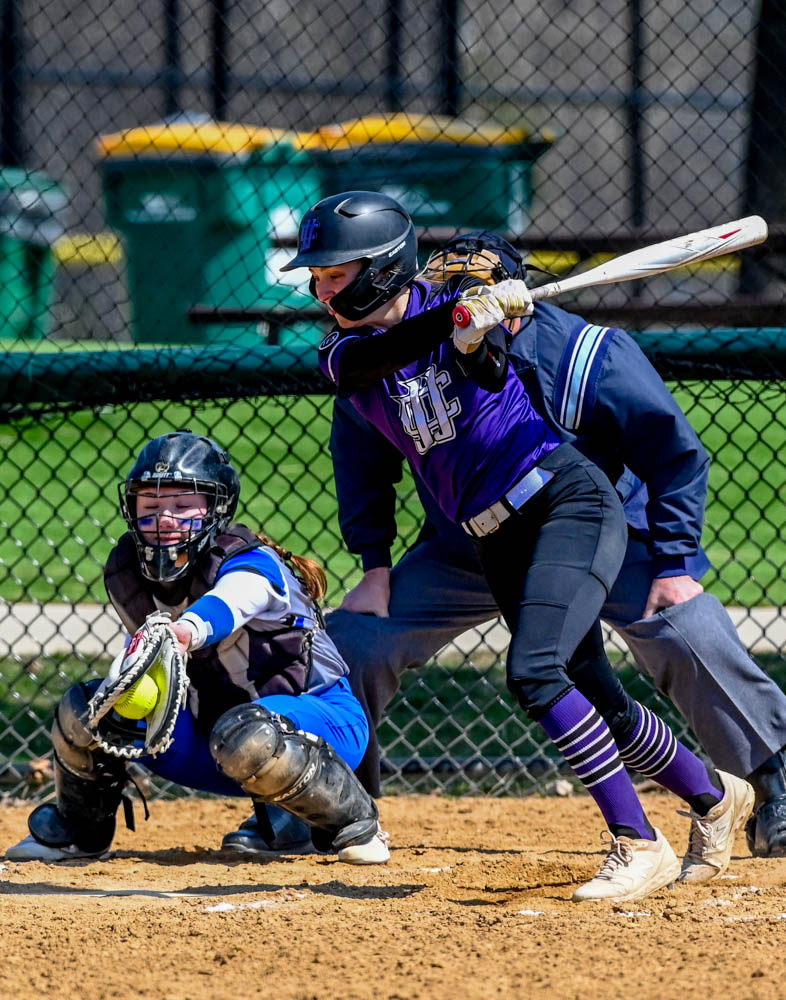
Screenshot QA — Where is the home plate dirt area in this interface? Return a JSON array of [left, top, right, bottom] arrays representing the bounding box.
[[0, 792, 784, 1000]]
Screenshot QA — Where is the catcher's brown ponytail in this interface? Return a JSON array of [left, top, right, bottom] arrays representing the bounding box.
[[256, 534, 328, 603]]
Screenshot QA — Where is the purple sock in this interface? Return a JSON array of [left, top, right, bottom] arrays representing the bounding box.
[[539, 688, 654, 840], [618, 703, 722, 805]]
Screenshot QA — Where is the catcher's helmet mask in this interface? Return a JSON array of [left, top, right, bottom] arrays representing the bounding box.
[[280, 191, 418, 321], [119, 431, 240, 583], [421, 230, 527, 285]]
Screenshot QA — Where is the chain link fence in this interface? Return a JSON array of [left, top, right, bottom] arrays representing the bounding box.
[[1, 0, 785, 799]]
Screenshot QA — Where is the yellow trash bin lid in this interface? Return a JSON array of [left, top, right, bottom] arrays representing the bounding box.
[[296, 113, 555, 150], [98, 117, 292, 159]]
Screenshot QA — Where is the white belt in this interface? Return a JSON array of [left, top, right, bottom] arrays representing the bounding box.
[[462, 466, 555, 538]]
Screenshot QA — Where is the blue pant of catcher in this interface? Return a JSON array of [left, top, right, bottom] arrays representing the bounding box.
[[139, 676, 368, 797]]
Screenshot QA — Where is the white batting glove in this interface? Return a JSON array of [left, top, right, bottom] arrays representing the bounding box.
[[451, 287, 505, 354], [488, 278, 534, 318]]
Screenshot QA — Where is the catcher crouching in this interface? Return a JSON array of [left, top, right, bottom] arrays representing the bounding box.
[[7, 431, 389, 866]]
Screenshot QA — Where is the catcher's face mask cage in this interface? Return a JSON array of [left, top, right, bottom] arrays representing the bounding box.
[[421, 232, 526, 286], [119, 478, 231, 582]]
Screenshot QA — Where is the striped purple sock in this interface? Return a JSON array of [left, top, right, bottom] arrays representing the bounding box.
[[618, 703, 722, 805], [539, 688, 653, 840]]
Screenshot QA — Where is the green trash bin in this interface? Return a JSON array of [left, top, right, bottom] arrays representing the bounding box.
[[0, 168, 68, 340], [301, 114, 555, 232], [98, 115, 322, 345]]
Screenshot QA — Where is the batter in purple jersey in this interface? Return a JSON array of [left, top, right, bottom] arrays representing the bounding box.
[[321, 277, 559, 522], [282, 190, 752, 903]]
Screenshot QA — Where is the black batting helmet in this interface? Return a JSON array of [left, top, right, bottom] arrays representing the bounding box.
[[119, 431, 241, 583], [280, 190, 418, 320]]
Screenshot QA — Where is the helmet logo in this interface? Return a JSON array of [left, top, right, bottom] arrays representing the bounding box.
[[300, 217, 320, 250], [388, 239, 406, 257], [154, 462, 169, 474]]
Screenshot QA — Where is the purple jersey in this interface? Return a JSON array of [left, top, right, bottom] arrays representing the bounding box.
[[319, 280, 560, 523]]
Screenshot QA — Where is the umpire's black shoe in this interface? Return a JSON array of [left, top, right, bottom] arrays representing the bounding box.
[[222, 803, 315, 857], [745, 749, 786, 857]]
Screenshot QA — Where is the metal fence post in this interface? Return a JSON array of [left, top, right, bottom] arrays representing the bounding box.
[[740, 0, 786, 297], [162, 0, 183, 118], [439, 0, 460, 117], [627, 0, 646, 232], [210, 0, 230, 121], [1, 0, 24, 167], [385, 0, 404, 112]]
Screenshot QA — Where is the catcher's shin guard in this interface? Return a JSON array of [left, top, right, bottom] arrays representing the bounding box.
[[29, 681, 127, 854], [210, 703, 379, 850]]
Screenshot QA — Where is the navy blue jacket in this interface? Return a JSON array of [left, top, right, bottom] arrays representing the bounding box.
[[329, 301, 711, 580]]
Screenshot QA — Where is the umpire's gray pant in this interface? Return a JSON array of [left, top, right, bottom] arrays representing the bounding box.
[[327, 530, 786, 796]]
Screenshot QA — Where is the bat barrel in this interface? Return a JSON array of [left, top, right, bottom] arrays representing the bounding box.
[[451, 217, 767, 321]]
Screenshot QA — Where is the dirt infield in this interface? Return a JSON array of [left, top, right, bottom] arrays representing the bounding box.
[[1, 791, 784, 1000]]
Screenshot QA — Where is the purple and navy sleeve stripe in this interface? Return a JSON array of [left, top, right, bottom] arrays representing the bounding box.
[[217, 548, 287, 596]]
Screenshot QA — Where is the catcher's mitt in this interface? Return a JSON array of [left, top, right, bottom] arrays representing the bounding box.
[[86, 611, 188, 759]]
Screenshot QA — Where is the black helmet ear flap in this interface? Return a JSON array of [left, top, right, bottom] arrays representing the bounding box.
[[327, 262, 405, 321], [306, 255, 416, 322]]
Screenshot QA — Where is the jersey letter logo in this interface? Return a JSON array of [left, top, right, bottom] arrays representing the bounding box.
[[392, 366, 461, 454]]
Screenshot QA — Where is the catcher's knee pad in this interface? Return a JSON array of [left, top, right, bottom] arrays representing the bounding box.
[[210, 703, 378, 846], [45, 680, 127, 848]]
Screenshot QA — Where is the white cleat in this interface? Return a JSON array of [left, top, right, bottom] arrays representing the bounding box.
[[337, 826, 391, 865], [5, 834, 109, 862], [678, 770, 755, 883], [572, 828, 680, 902]]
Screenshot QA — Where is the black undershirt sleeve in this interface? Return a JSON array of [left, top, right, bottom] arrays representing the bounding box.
[[455, 326, 510, 392], [335, 302, 456, 392]]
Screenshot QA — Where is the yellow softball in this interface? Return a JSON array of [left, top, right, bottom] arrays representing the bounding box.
[[114, 674, 160, 720]]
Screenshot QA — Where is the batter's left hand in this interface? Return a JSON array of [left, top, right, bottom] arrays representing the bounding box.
[[643, 575, 704, 618]]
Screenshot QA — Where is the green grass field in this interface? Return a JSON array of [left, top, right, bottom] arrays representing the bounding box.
[[671, 381, 786, 606], [0, 380, 784, 607], [0, 395, 424, 606]]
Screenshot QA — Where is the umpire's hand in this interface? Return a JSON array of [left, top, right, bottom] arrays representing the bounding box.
[[643, 575, 704, 618], [340, 567, 391, 617]]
